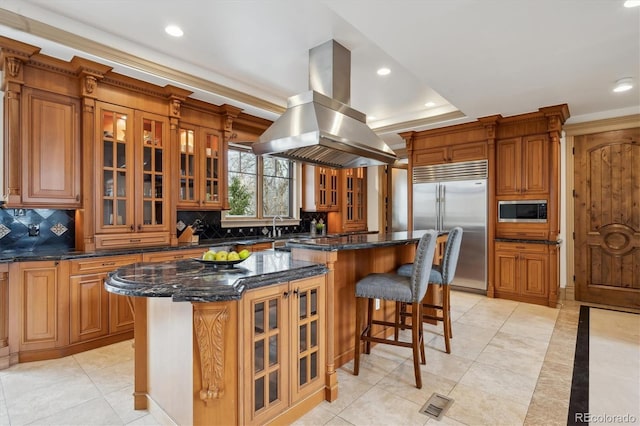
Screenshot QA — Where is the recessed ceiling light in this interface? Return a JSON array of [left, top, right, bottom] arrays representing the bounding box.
[[377, 67, 391, 76], [368, 116, 377, 121], [424, 102, 436, 108], [613, 77, 634, 92], [624, 0, 640, 7], [165, 25, 184, 37]]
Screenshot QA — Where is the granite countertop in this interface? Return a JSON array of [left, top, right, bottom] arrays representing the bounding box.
[[105, 251, 327, 303], [285, 229, 447, 252], [495, 238, 562, 245]]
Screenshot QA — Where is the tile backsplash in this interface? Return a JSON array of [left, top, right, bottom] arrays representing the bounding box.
[[177, 210, 328, 240], [0, 208, 75, 252]]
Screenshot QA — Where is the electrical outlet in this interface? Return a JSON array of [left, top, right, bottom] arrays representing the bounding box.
[[375, 298, 380, 310], [28, 224, 40, 237]]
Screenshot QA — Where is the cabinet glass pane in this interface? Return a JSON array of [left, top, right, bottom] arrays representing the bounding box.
[[143, 201, 151, 225], [154, 201, 163, 224], [310, 289, 317, 315], [103, 200, 112, 226], [311, 320, 317, 347], [116, 143, 126, 169], [310, 351, 318, 379], [269, 335, 278, 366], [299, 324, 307, 352], [116, 173, 126, 197], [299, 291, 307, 319], [254, 340, 264, 372], [254, 302, 264, 334], [254, 376, 264, 411], [299, 357, 307, 386], [268, 371, 279, 404], [143, 146, 151, 172], [268, 299, 278, 330], [116, 200, 126, 224], [103, 141, 113, 167]]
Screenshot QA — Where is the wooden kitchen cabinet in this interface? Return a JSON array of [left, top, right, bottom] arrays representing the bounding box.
[[343, 167, 367, 232], [240, 275, 325, 425], [177, 125, 225, 209], [496, 135, 549, 197], [302, 165, 339, 211], [142, 248, 206, 263], [94, 103, 171, 249], [494, 241, 556, 306], [69, 255, 140, 343], [0, 264, 9, 368], [413, 141, 487, 166], [9, 261, 68, 353]]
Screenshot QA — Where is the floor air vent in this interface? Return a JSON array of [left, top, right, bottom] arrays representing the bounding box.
[[419, 393, 454, 420]]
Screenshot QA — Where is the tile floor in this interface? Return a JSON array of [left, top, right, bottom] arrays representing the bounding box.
[[0, 291, 636, 425]]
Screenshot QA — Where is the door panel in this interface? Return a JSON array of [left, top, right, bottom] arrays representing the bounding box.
[[575, 128, 640, 309], [412, 183, 438, 230]]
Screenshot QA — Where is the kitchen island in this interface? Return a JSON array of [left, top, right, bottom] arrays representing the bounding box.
[[106, 251, 328, 426]]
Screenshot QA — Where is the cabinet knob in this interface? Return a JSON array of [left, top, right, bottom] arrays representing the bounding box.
[[283, 291, 290, 299], [130, 225, 134, 231], [75, 194, 80, 202], [137, 225, 142, 231]]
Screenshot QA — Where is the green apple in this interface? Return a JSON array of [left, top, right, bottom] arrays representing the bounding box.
[[238, 249, 251, 260], [228, 251, 240, 261], [215, 251, 228, 261], [202, 250, 216, 261]]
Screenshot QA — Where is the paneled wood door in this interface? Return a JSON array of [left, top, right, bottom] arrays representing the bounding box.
[[574, 128, 640, 309]]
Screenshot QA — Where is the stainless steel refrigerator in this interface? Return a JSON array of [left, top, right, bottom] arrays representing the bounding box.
[[412, 160, 487, 292]]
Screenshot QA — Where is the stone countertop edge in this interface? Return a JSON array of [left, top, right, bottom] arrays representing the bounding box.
[[285, 229, 448, 252], [104, 252, 328, 303]]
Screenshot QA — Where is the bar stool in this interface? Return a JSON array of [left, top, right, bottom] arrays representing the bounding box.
[[397, 227, 463, 354], [353, 230, 438, 389]]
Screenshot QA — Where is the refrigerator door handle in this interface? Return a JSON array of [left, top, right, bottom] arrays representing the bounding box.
[[434, 185, 440, 231], [440, 184, 445, 230]]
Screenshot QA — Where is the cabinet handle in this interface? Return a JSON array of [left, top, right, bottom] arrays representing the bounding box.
[[137, 225, 142, 231], [102, 262, 116, 266], [173, 255, 184, 259], [293, 288, 299, 297], [75, 194, 80, 202], [515, 246, 526, 249], [130, 239, 141, 243], [283, 291, 290, 299], [130, 225, 134, 231]]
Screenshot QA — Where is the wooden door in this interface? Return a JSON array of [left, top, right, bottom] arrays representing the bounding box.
[[109, 293, 135, 333], [494, 245, 519, 295], [520, 251, 548, 298], [574, 128, 640, 309]]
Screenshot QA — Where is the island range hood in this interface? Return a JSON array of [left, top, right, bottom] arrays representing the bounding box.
[[252, 40, 397, 168]]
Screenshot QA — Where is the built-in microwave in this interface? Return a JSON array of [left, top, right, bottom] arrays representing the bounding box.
[[498, 200, 548, 223]]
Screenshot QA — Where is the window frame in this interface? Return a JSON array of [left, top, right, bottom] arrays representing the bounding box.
[[222, 143, 301, 229]]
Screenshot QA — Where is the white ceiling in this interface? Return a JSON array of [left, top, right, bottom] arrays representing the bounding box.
[[1, 0, 638, 151]]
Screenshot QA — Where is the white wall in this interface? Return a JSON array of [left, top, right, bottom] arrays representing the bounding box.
[[559, 131, 567, 289], [367, 166, 381, 232]]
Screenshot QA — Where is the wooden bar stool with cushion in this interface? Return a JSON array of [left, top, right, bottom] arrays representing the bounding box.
[[353, 230, 438, 389], [397, 226, 463, 354]]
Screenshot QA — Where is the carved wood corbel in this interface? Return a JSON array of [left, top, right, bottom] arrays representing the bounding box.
[[193, 306, 230, 404]]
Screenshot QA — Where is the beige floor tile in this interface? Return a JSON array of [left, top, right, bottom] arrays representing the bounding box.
[[322, 369, 374, 415], [86, 359, 135, 395], [341, 349, 404, 386], [0, 398, 8, 426], [338, 386, 428, 426], [455, 308, 513, 331], [292, 402, 337, 425], [486, 331, 549, 361], [124, 413, 162, 425], [420, 347, 474, 383], [425, 414, 468, 425], [475, 343, 544, 378], [377, 363, 457, 406], [458, 362, 538, 406], [5, 374, 102, 425], [73, 339, 135, 373], [499, 315, 557, 342], [104, 384, 150, 424], [28, 396, 123, 425], [325, 415, 355, 426], [447, 383, 528, 426]]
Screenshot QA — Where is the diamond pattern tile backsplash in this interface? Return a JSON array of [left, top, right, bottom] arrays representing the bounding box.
[[0, 208, 75, 252]]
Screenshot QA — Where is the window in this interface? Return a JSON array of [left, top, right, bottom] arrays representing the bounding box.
[[226, 146, 295, 222]]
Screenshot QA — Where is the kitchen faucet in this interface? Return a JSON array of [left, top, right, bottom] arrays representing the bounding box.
[[272, 215, 284, 238]]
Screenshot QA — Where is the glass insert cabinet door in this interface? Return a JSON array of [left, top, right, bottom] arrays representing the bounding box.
[[139, 114, 166, 229], [177, 126, 222, 208], [99, 104, 133, 231]]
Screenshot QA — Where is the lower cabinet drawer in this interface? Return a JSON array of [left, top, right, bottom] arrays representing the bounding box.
[[69, 254, 142, 275], [95, 232, 170, 250]]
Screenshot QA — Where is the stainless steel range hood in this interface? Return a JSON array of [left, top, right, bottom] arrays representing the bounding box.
[[252, 40, 396, 168]]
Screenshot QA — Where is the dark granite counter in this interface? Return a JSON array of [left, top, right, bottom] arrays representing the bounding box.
[[285, 229, 444, 252], [105, 251, 327, 302], [495, 238, 562, 245]]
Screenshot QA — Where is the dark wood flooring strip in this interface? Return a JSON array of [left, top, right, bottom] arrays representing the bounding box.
[[568, 305, 590, 425]]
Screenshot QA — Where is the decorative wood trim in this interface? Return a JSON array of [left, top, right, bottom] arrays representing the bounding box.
[[563, 114, 640, 135], [193, 305, 230, 403]]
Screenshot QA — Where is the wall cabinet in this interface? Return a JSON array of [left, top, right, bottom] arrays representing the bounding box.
[[0, 264, 9, 368], [413, 141, 487, 166], [177, 125, 225, 209], [94, 103, 171, 249], [494, 241, 557, 306], [327, 167, 367, 233], [241, 275, 325, 425], [302, 165, 339, 212], [496, 135, 549, 197]]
